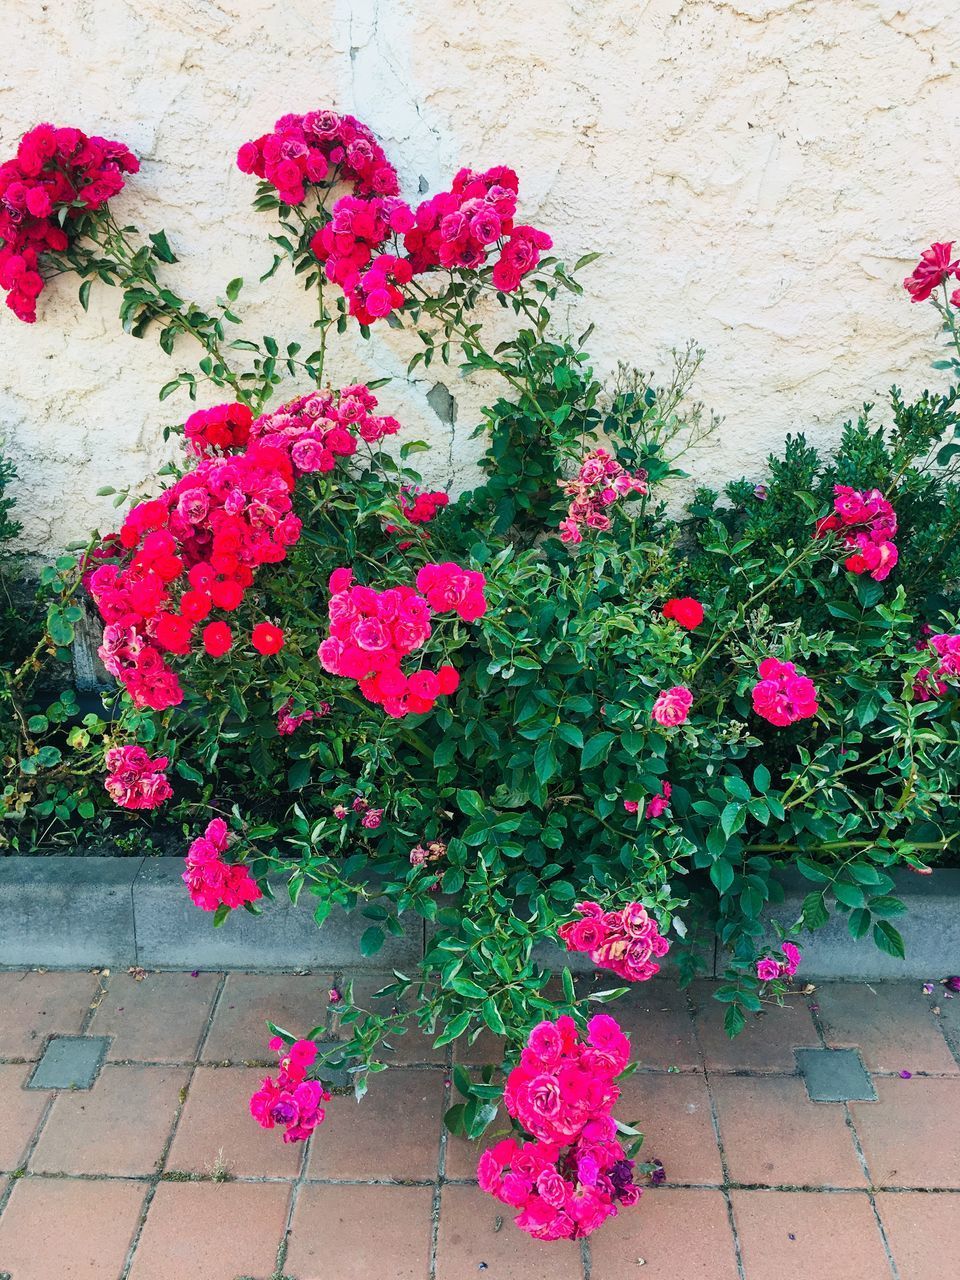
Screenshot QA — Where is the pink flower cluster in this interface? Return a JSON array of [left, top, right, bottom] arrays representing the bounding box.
[[89, 386, 397, 714], [276, 698, 330, 735], [182, 817, 262, 913], [184, 401, 253, 458], [416, 561, 488, 622], [237, 110, 399, 204], [479, 1016, 640, 1241], [250, 1037, 330, 1144], [751, 658, 818, 727], [651, 686, 692, 727], [1, 123, 138, 322], [914, 632, 960, 701], [815, 485, 898, 582], [903, 241, 960, 305], [756, 942, 801, 983], [318, 565, 474, 717], [103, 744, 173, 811], [385, 487, 449, 537], [405, 166, 552, 291], [309, 196, 415, 324], [558, 449, 648, 544], [645, 780, 672, 820], [558, 901, 670, 984]]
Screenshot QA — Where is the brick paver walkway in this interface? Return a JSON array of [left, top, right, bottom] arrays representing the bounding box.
[[0, 969, 958, 1278]]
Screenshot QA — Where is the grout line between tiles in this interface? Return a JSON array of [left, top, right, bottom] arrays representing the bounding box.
[[685, 988, 746, 1280], [118, 970, 227, 1280]]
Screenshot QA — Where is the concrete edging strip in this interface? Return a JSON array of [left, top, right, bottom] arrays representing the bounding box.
[[0, 857, 957, 976]]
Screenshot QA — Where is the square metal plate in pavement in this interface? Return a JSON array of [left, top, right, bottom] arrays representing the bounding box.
[[796, 1047, 877, 1102], [26, 1035, 110, 1090]]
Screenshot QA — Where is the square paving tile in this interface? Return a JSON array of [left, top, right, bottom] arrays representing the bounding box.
[[731, 1189, 890, 1279], [815, 983, 958, 1075], [875, 1191, 960, 1280], [165, 1065, 301, 1179], [0, 1175, 145, 1279], [201, 973, 328, 1062], [307, 1067, 444, 1181], [88, 969, 221, 1062], [26, 1034, 109, 1089], [127, 1181, 290, 1280], [589, 1187, 739, 1279], [690, 983, 818, 1072], [0, 970, 101, 1059], [851, 1077, 960, 1188], [796, 1047, 876, 1102], [29, 1064, 188, 1176], [0, 1065, 49, 1172], [288, 1184, 434, 1280], [712, 1075, 866, 1187], [615, 1070, 724, 1185], [335, 975, 446, 1064], [602, 979, 701, 1070], [436, 1184, 583, 1279]]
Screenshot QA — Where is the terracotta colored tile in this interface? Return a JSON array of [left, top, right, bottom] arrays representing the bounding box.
[[445, 1131, 486, 1181], [603, 979, 700, 1070], [0, 1176, 145, 1279], [202, 973, 328, 1061], [128, 1181, 290, 1280], [0, 1065, 50, 1171], [335, 975, 445, 1064], [29, 1063, 187, 1176], [452, 1023, 507, 1066], [436, 1184, 582, 1279], [0, 970, 101, 1059], [712, 1075, 866, 1187], [876, 1191, 960, 1280], [165, 1066, 301, 1178], [691, 983, 818, 1072], [732, 1189, 890, 1279], [851, 1078, 960, 1188], [288, 1184, 433, 1279], [815, 983, 958, 1075], [590, 1188, 739, 1279], [88, 970, 221, 1061], [307, 1067, 443, 1180], [616, 1071, 723, 1185]]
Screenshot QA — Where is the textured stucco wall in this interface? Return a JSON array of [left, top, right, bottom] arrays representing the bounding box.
[[2, 0, 959, 553]]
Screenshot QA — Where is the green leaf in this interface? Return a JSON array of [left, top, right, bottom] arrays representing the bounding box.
[[848, 908, 871, 940], [534, 739, 558, 785], [710, 859, 734, 894], [226, 277, 243, 301], [359, 926, 385, 957], [753, 764, 771, 793], [148, 229, 178, 263], [78, 280, 91, 311], [481, 997, 507, 1036], [801, 891, 829, 929], [581, 731, 615, 769], [796, 858, 830, 884], [873, 920, 905, 959], [450, 975, 488, 1000], [720, 802, 745, 838], [833, 881, 864, 908], [724, 1004, 746, 1038], [456, 789, 485, 818]]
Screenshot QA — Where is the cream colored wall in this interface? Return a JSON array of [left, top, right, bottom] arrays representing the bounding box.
[[2, 0, 959, 552]]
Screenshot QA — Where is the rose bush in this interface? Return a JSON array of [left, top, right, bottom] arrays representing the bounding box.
[[4, 111, 960, 1241]]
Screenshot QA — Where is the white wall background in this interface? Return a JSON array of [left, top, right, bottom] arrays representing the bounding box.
[[2, 0, 959, 553]]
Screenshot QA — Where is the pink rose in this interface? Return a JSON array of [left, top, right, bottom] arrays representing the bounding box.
[[651, 685, 693, 726]]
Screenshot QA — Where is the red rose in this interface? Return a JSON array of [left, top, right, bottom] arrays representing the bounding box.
[[662, 596, 704, 630], [252, 622, 284, 655], [202, 621, 233, 657]]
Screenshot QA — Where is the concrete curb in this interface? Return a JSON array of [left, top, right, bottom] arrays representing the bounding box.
[[0, 857, 957, 976], [0, 856, 422, 971]]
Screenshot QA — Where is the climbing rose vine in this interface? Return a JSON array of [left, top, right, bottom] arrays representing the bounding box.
[[7, 112, 960, 1249]]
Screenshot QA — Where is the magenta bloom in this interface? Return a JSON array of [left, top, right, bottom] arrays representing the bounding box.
[[751, 658, 818, 727], [558, 900, 669, 983], [480, 1015, 641, 1240], [903, 241, 960, 303], [651, 686, 693, 727], [103, 744, 173, 810], [756, 958, 781, 982]]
